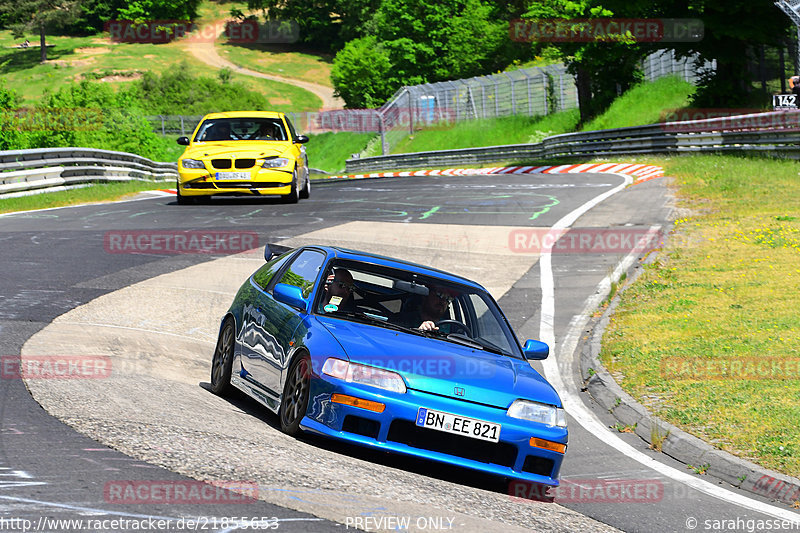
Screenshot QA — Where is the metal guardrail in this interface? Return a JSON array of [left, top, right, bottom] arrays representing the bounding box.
[[0, 148, 178, 199], [345, 110, 800, 172]]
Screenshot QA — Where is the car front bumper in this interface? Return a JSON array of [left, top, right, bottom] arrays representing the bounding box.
[[177, 167, 293, 197], [303, 377, 567, 486]]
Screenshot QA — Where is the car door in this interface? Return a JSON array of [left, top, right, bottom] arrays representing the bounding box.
[[245, 249, 325, 396]]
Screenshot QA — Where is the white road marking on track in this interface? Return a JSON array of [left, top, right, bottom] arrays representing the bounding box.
[[538, 173, 800, 522]]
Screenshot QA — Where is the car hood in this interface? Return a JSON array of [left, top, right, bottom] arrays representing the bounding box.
[[181, 142, 290, 160], [316, 316, 562, 409]]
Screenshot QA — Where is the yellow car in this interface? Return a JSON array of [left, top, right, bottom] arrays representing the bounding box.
[[176, 111, 310, 204]]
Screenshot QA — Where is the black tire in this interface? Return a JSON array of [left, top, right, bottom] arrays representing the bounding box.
[[176, 182, 197, 205], [281, 170, 300, 204], [210, 317, 235, 395], [299, 171, 311, 199], [279, 353, 311, 435]]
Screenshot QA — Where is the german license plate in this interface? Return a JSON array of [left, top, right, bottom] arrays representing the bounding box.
[[415, 407, 500, 443], [216, 171, 250, 180]]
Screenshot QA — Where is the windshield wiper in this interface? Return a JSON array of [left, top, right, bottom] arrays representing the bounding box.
[[327, 310, 424, 336], [448, 334, 510, 356]]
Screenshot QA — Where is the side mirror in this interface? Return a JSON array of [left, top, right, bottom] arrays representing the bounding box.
[[273, 283, 307, 311], [523, 339, 549, 360], [295, 135, 309, 144], [177, 136, 190, 145]]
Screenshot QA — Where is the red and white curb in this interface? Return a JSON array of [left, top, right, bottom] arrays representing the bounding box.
[[157, 163, 664, 196], [321, 163, 664, 184]]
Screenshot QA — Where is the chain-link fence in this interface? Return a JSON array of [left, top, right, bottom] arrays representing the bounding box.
[[641, 49, 716, 84]]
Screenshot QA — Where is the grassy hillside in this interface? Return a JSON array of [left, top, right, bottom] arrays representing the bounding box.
[[0, 30, 320, 110], [581, 76, 696, 131], [383, 76, 696, 156]]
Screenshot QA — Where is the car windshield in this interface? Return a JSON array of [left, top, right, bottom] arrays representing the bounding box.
[[194, 118, 288, 142], [314, 260, 523, 359]]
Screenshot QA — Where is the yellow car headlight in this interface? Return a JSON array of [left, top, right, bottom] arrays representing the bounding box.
[[181, 158, 205, 169], [261, 157, 290, 169]]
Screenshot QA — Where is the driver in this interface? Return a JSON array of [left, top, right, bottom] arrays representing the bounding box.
[[393, 284, 455, 331]]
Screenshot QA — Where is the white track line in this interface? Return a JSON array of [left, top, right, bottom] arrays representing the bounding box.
[[538, 173, 800, 522]]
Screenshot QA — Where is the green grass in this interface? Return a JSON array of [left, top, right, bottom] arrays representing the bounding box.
[[305, 132, 378, 173], [581, 76, 696, 131], [218, 43, 334, 88], [0, 29, 321, 111], [600, 154, 800, 478], [384, 76, 695, 156], [390, 111, 580, 154], [0, 180, 170, 213]]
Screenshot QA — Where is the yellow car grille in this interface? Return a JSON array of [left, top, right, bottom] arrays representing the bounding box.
[[211, 159, 257, 170]]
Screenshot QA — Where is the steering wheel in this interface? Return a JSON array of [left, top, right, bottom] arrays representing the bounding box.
[[435, 320, 472, 337]]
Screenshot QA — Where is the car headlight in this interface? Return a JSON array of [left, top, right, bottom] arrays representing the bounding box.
[[322, 358, 407, 394], [507, 400, 567, 427], [261, 157, 290, 169], [181, 158, 205, 169]]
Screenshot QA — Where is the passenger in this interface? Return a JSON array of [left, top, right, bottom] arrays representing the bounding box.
[[393, 284, 454, 331], [322, 268, 356, 312]]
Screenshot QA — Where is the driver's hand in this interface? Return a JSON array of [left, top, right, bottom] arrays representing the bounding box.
[[418, 320, 438, 331]]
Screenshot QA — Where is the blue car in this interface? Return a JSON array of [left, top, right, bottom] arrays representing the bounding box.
[[210, 245, 568, 486]]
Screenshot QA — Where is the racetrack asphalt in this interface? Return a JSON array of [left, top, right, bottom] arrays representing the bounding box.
[[2, 174, 799, 532]]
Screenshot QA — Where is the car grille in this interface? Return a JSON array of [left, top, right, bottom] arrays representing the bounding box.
[[342, 415, 380, 439], [210, 159, 257, 170], [521, 455, 555, 478], [387, 420, 517, 467]]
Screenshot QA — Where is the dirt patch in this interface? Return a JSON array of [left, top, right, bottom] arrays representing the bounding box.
[[76, 47, 110, 55], [268, 97, 292, 105], [51, 58, 95, 67], [99, 73, 143, 82]]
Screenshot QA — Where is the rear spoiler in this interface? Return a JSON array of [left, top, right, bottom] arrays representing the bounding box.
[[264, 243, 294, 261]]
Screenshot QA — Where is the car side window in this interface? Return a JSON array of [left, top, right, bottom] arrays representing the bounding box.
[[284, 117, 299, 142], [252, 252, 294, 290], [277, 250, 325, 298]]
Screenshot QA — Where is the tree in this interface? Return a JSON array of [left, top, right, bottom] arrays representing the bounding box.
[[0, 0, 81, 62], [523, 0, 649, 124], [245, 0, 380, 51], [657, 0, 791, 107], [331, 36, 393, 108]]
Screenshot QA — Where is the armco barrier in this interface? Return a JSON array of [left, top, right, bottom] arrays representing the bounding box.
[[345, 110, 800, 172], [0, 148, 178, 198]]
